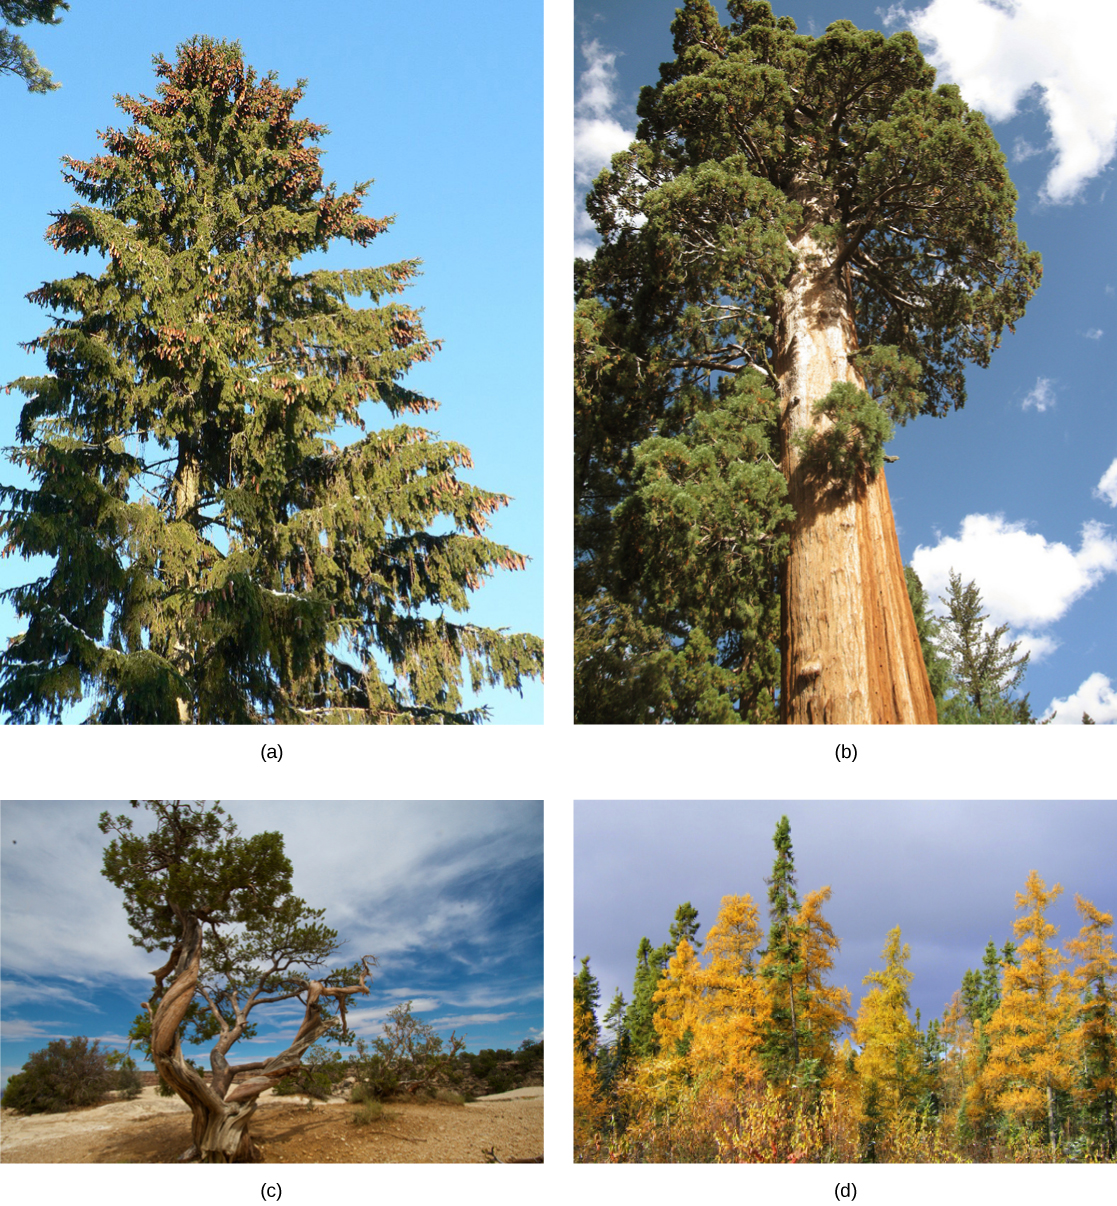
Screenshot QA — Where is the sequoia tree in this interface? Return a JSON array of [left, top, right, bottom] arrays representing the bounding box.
[[1, 35, 542, 723], [99, 800, 374, 1163], [575, 0, 1040, 722]]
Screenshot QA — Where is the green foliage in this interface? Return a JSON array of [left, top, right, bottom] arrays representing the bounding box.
[[350, 1099, 391, 1126], [1, 35, 541, 725], [0, 1, 67, 92], [2, 1036, 115, 1114], [350, 1000, 464, 1100], [937, 571, 1033, 723], [105, 1049, 143, 1100], [905, 566, 954, 714], [574, 0, 1040, 722], [791, 383, 894, 488], [576, 374, 791, 723], [760, 815, 811, 1084], [625, 936, 672, 1059]]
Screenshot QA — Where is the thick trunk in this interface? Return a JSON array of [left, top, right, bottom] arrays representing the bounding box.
[[774, 205, 937, 724], [147, 923, 375, 1163]]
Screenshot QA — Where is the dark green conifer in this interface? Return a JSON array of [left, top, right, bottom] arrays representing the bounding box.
[[575, 0, 1040, 723], [938, 571, 1031, 724], [760, 814, 810, 1083], [1, 36, 542, 723], [0, 1, 67, 93]]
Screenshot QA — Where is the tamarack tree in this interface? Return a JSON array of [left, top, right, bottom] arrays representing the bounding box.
[[99, 800, 374, 1163], [575, 0, 1040, 722], [1, 35, 542, 724]]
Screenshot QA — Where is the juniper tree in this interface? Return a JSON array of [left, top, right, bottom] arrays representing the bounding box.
[[1, 36, 542, 723], [575, 0, 1040, 722], [99, 800, 375, 1163]]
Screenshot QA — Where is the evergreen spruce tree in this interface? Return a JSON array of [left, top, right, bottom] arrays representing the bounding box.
[[759, 814, 810, 1082], [669, 900, 703, 952], [575, 0, 1040, 723], [937, 570, 1031, 724], [598, 987, 632, 1098], [1, 36, 542, 724], [625, 934, 672, 1059], [574, 956, 602, 1062]]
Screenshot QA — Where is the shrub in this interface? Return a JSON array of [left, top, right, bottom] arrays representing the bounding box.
[[116, 1059, 143, 1100], [2, 1036, 117, 1114], [351, 1100, 390, 1126], [350, 1002, 464, 1100]]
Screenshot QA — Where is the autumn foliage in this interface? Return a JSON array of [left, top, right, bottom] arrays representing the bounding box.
[[575, 825, 1115, 1163]]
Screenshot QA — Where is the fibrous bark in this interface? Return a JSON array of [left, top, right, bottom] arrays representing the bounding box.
[[775, 196, 937, 724]]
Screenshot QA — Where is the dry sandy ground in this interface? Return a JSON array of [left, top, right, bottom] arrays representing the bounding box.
[[0, 1085, 543, 1163]]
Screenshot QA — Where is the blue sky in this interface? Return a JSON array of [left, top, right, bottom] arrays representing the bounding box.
[[574, 799, 1117, 1037], [0, 800, 543, 1092], [0, 0, 543, 724], [574, 0, 1117, 723]]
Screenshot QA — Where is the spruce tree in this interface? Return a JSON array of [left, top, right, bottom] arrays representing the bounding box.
[[937, 570, 1031, 724], [669, 900, 702, 952], [1, 36, 542, 724], [625, 934, 671, 1059], [575, 0, 1040, 723], [759, 814, 809, 1082], [574, 956, 602, 1062]]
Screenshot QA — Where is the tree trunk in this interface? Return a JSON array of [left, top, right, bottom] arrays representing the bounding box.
[[774, 200, 937, 724], [146, 916, 374, 1162], [171, 435, 201, 723]]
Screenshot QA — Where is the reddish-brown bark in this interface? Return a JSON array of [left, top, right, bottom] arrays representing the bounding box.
[[775, 198, 937, 724]]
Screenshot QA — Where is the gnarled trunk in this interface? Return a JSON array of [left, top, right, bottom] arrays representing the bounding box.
[[147, 909, 373, 1162], [774, 199, 937, 724]]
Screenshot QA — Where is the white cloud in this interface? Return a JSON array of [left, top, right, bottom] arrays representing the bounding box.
[[890, 1, 1117, 202], [911, 513, 1117, 629], [1021, 376, 1056, 411], [1095, 457, 1117, 506], [1083, 328, 1104, 339], [1011, 136, 1044, 162], [1044, 671, 1117, 723], [574, 39, 636, 259]]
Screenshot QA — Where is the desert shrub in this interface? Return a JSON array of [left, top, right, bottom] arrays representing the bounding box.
[[351, 1100, 389, 1126], [351, 1001, 464, 1100], [116, 1059, 143, 1100], [2, 1036, 117, 1114]]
